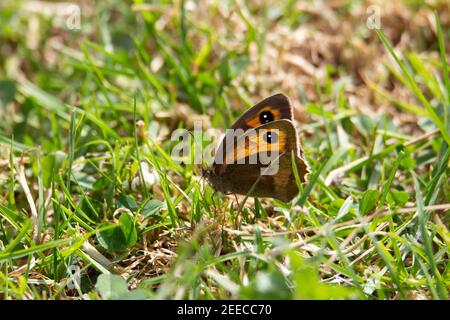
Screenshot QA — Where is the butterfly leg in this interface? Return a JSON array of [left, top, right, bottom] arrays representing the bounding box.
[[233, 193, 242, 229], [210, 190, 218, 213], [233, 193, 241, 209]]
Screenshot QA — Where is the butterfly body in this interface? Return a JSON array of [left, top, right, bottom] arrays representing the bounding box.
[[204, 94, 309, 202]]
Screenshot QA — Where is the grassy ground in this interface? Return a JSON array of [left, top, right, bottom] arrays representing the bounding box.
[[0, 0, 449, 300]]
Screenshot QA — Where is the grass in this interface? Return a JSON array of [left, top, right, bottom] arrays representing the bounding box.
[[0, 0, 449, 300]]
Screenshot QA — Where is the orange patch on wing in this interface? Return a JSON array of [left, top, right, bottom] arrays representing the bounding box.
[[244, 107, 281, 128], [225, 129, 287, 164]]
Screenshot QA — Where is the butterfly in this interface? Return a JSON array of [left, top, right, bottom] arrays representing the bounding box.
[[203, 93, 310, 202]]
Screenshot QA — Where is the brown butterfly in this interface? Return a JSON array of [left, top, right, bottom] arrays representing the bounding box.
[[203, 93, 310, 202]]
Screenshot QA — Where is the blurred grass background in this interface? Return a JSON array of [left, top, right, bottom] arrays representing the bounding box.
[[0, 0, 449, 299]]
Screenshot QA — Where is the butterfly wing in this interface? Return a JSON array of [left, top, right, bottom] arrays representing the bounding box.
[[219, 152, 308, 202], [223, 119, 296, 165], [211, 119, 310, 202], [213, 93, 294, 169], [230, 93, 293, 130]]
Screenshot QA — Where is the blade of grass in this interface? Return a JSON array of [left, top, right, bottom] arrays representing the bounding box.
[[376, 29, 450, 145]]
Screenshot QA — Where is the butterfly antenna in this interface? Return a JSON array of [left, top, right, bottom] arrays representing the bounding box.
[[183, 129, 202, 178]]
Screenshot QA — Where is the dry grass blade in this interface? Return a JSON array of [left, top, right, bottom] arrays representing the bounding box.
[[16, 160, 39, 242]]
